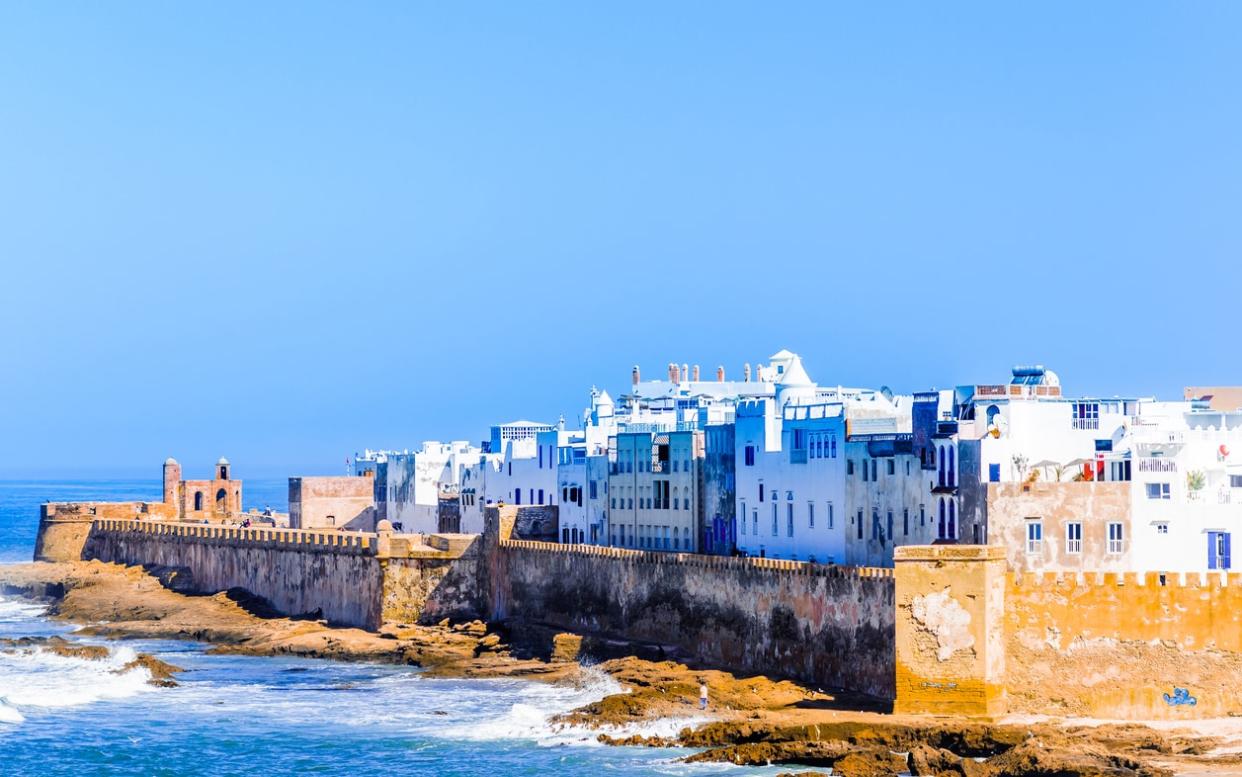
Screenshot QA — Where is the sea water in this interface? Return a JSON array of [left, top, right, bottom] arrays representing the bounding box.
[[0, 481, 787, 776]]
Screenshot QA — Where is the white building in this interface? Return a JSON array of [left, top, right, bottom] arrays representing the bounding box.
[[372, 441, 481, 533]]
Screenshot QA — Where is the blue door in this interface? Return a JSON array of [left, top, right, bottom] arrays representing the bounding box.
[[1209, 532, 1233, 570]]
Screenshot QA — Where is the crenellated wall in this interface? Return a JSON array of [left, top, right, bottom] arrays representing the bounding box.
[[490, 536, 896, 699], [79, 520, 486, 630], [1004, 569, 1242, 718]]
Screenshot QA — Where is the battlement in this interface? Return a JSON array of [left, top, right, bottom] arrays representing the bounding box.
[[92, 518, 377, 554], [1009, 569, 1242, 589], [500, 538, 893, 579]]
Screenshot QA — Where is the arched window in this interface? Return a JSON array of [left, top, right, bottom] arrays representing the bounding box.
[[938, 452, 946, 488], [194, 491, 203, 511], [948, 500, 957, 539], [938, 498, 947, 539], [948, 447, 956, 487], [215, 489, 227, 510], [986, 405, 1000, 427]]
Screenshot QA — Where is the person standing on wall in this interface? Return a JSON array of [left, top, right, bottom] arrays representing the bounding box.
[[699, 682, 708, 711]]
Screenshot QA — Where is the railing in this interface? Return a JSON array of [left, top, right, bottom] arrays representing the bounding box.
[[1138, 458, 1178, 473], [1072, 418, 1100, 431]]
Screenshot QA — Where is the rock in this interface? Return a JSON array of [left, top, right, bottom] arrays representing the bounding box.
[[552, 633, 582, 662], [476, 634, 502, 652], [982, 740, 1171, 777], [910, 743, 966, 776], [831, 748, 910, 777], [684, 740, 854, 767], [121, 653, 185, 688]]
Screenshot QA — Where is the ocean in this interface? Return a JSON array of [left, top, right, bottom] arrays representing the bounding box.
[[0, 481, 784, 776]]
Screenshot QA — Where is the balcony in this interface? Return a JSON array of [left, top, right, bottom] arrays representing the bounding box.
[[1138, 458, 1177, 474], [1072, 418, 1100, 431]]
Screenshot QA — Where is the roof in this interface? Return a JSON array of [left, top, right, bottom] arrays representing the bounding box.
[[777, 355, 814, 388]]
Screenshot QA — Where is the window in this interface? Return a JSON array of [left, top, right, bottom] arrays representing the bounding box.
[[744, 445, 756, 466], [830, 436, 837, 458], [871, 460, 878, 481], [887, 511, 894, 541], [1026, 520, 1043, 554], [537, 489, 544, 505], [1107, 522, 1124, 554], [1072, 401, 1100, 431], [740, 502, 747, 534], [848, 460, 855, 476], [808, 502, 815, 528], [827, 503, 834, 529], [1146, 482, 1171, 500], [752, 509, 758, 535], [857, 510, 863, 539], [861, 460, 867, 481], [989, 463, 1000, 483], [787, 504, 794, 536], [903, 508, 909, 536], [1231, 475, 1242, 489], [590, 481, 598, 499], [1155, 522, 1168, 535], [771, 504, 778, 535], [887, 459, 895, 476], [1066, 522, 1082, 554], [1210, 531, 1232, 570], [919, 504, 925, 526]]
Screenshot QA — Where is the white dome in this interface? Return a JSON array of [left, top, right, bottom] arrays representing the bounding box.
[[217, 457, 230, 466], [164, 457, 178, 466]]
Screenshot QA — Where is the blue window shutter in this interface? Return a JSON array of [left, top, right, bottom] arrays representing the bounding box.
[[1209, 532, 1219, 570], [1225, 533, 1233, 570]]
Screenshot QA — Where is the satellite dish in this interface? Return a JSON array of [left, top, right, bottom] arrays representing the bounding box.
[[989, 416, 1009, 438], [880, 385, 894, 402]]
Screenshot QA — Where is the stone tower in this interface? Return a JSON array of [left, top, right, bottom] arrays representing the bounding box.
[[163, 457, 181, 507], [217, 457, 231, 481]]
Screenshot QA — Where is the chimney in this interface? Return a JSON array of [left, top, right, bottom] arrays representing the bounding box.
[[743, 363, 752, 382], [692, 365, 700, 382], [682, 364, 689, 384], [632, 365, 640, 386], [671, 363, 681, 383], [716, 365, 725, 382]]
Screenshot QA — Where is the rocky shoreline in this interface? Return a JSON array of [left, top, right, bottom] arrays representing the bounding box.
[[2, 560, 1240, 777]]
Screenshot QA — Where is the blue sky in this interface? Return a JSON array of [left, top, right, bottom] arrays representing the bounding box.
[[1, 3, 1239, 478]]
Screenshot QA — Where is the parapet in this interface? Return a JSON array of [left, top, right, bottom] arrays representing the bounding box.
[[894, 544, 1006, 563], [498, 538, 893, 580]]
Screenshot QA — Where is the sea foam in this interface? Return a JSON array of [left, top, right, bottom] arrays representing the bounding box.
[[0, 643, 156, 718]]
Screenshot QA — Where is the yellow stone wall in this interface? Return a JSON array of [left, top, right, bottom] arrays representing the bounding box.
[[893, 545, 1007, 718]]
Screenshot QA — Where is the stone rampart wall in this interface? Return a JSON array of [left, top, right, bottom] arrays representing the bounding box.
[[84, 519, 383, 628], [1005, 569, 1242, 718], [492, 539, 896, 699]]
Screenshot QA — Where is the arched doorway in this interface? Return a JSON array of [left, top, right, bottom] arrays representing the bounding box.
[[216, 489, 227, 511]]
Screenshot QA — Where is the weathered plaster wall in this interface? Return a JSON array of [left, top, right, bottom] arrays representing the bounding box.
[[84, 520, 384, 629], [1005, 570, 1242, 718], [988, 482, 1131, 572], [893, 545, 1007, 718], [288, 476, 376, 530], [492, 539, 895, 699]]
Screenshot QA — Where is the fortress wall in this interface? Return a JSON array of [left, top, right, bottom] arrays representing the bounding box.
[[1004, 570, 1242, 718], [492, 539, 896, 699], [84, 520, 384, 629], [36, 502, 176, 562]]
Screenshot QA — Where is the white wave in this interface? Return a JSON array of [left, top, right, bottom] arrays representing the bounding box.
[[0, 598, 47, 623], [0, 643, 156, 715], [0, 698, 25, 724]]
